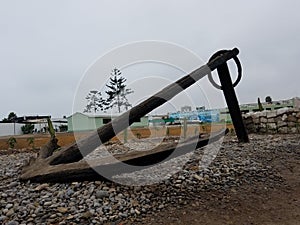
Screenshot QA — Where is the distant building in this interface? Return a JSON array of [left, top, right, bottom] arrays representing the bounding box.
[[181, 106, 192, 112], [0, 115, 68, 136], [67, 112, 149, 132], [0, 123, 24, 136], [169, 109, 219, 123]]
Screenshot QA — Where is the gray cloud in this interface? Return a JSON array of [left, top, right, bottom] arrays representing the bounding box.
[[0, 0, 299, 119]]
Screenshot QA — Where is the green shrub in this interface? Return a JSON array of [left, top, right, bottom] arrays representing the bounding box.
[[166, 127, 170, 136], [59, 124, 68, 132], [135, 132, 141, 139], [27, 137, 35, 149], [7, 137, 17, 149], [21, 123, 34, 134]]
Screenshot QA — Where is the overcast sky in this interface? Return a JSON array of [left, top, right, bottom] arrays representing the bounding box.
[[1, 0, 299, 119]]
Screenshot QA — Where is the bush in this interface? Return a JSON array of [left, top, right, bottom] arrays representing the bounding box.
[[7, 137, 17, 149], [135, 132, 141, 139], [27, 137, 35, 149], [59, 124, 68, 132], [21, 124, 34, 134]]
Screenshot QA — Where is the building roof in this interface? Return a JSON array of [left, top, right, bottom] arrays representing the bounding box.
[[68, 112, 148, 119]]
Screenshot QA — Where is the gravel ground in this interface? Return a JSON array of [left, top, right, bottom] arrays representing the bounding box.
[[0, 133, 299, 225]]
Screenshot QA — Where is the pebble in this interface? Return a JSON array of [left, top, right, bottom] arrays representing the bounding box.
[[0, 134, 295, 224], [8, 181, 18, 188], [57, 207, 68, 213], [6, 203, 14, 209], [7, 221, 19, 225], [0, 216, 7, 222], [6, 209, 15, 217], [34, 183, 49, 191], [95, 190, 109, 198]]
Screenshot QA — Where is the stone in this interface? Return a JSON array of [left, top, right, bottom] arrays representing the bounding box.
[[6, 209, 14, 217], [260, 117, 268, 123], [287, 115, 297, 122], [57, 207, 68, 213], [276, 107, 291, 115], [130, 208, 135, 214], [119, 212, 128, 218], [277, 120, 287, 128], [66, 188, 74, 196], [50, 214, 57, 219], [289, 127, 298, 133], [0, 216, 7, 222], [95, 190, 109, 198], [6, 203, 13, 209], [282, 114, 288, 121], [82, 210, 93, 219], [66, 215, 74, 220], [253, 118, 260, 124], [287, 122, 296, 127], [267, 111, 277, 118], [259, 123, 266, 128], [259, 128, 267, 133], [193, 174, 203, 181], [278, 127, 288, 133], [43, 201, 52, 206], [8, 181, 18, 188], [35, 183, 49, 191], [267, 123, 277, 130], [274, 116, 282, 123], [7, 221, 19, 225], [268, 129, 277, 134], [158, 204, 164, 209]]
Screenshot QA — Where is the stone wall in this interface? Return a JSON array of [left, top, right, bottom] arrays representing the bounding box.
[[243, 108, 300, 134]]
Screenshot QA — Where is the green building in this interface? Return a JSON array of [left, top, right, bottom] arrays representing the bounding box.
[[67, 112, 149, 132]]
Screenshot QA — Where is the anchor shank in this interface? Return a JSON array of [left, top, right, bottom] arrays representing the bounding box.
[[216, 63, 249, 142]]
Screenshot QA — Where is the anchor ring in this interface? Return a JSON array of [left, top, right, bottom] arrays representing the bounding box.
[[208, 50, 242, 90]]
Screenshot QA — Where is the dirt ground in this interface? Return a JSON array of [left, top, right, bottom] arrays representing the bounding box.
[[124, 135, 300, 225], [1, 134, 299, 225]]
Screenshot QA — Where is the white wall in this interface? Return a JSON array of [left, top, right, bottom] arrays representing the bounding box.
[[0, 123, 24, 136]]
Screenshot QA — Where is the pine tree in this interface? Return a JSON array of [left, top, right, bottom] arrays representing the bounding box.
[[84, 90, 105, 113], [105, 68, 133, 113]]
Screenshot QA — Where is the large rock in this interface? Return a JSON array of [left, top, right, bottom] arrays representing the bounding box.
[[260, 117, 268, 123], [287, 115, 297, 122], [277, 120, 287, 128], [267, 123, 277, 130], [276, 107, 292, 116], [289, 127, 298, 133], [267, 111, 277, 118], [278, 127, 288, 133]]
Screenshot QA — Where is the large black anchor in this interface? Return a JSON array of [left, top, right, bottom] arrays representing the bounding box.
[[21, 48, 250, 183]]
